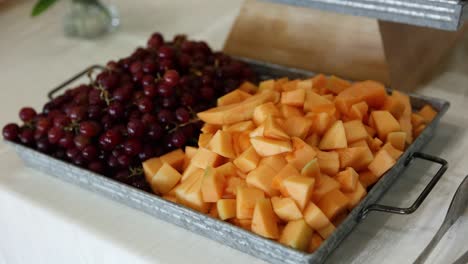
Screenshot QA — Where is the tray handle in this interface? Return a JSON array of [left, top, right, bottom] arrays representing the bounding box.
[[357, 152, 448, 221], [48, 65, 105, 100]]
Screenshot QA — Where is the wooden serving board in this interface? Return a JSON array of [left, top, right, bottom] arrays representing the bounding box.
[[223, 0, 467, 91]]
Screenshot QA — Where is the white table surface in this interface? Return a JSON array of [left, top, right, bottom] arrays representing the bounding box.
[[0, 1, 467, 264]]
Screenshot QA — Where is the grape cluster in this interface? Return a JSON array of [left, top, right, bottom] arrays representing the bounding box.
[[2, 33, 256, 192]]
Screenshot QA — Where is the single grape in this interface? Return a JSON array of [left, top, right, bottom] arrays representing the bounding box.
[[36, 138, 52, 153], [106, 60, 119, 71], [200, 86, 215, 100], [99, 129, 122, 150], [59, 132, 75, 148], [113, 85, 133, 101], [141, 75, 154, 87], [79, 121, 101, 138], [48, 127, 64, 144], [147, 32, 164, 49], [142, 61, 157, 74], [68, 106, 87, 121], [2, 123, 20, 141], [141, 113, 157, 125], [143, 84, 157, 98], [147, 123, 163, 140], [53, 115, 71, 128], [180, 93, 194, 106], [108, 101, 125, 119], [113, 169, 131, 183], [157, 83, 174, 97], [117, 154, 131, 168], [82, 145, 99, 161], [72, 154, 87, 166], [138, 145, 156, 161], [132, 71, 144, 83], [101, 114, 114, 130], [170, 131, 187, 148], [157, 46, 174, 59], [175, 107, 190, 123], [88, 89, 103, 105], [107, 155, 119, 168], [163, 70, 180, 87], [19, 129, 34, 145], [127, 120, 145, 138], [130, 61, 143, 74], [19, 107, 37, 122], [88, 161, 105, 174], [66, 148, 80, 160], [74, 135, 91, 150], [136, 97, 154, 113], [36, 117, 52, 134], [157, 109, 175, 124], [158, 59, 174, 72], [161, 96, 177, 109], [123, 139, 142, 157], [87, 104, 103, 120]]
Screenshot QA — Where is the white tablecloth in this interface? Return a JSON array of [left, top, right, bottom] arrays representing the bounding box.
[[0, 1, 467, 263]]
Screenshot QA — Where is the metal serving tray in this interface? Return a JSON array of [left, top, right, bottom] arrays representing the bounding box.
[[7, 59, 449, 264]]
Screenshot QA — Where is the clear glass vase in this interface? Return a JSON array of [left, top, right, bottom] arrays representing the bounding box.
[[64, 0, 119, 39]]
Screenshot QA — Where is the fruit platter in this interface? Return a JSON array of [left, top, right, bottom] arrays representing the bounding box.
[[2, 33, 449, 264]]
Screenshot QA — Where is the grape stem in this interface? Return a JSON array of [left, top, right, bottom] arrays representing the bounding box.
[[129, 167, 143, 177], [168, 117, 200, 134]]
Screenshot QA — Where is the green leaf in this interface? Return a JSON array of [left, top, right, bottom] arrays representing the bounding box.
[[31, 0, 60, 17]]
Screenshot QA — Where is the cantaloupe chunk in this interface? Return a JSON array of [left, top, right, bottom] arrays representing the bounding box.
[[317, 223, 336, 239], [271, 163, 301, 194], [371, 111, 401, 140], [343, 182, 367, 209], [151, 163, 182, 195], [364, 125, 376, 138], [308, 112, 333, 136], [392, 90, 413, 144], [271, 197, 303, 222], [237, 131, 252, 154], [231, 218, 252, 231], [281, 80, 299, 91], [253, 101, 282, 125], [349, 101, 369, 121], [160, 149, 186, 172], [279, 104, 304, 118], [236, 186, 265, 219], [317, 189, 350, 220], [143, 157, 163, 183], [297, 79, 313, 90], [162, 195, 177, 203], [368, 149, 396, 178], [263, 116, 290, 140], [368, 136, 383, 152], [201, 123, 221, 134], [349, 139, 368, 148], [250, 137, 292, 157], [274, 77, 289, 91], [303, 202, 331, 230], [316, 150, 340, 176], [411, 113, 426, 128], [305, 133, 320, 147], [281, 88, 306, 107], [335, 80, 387, 114], [414, 124, 426, 137], [418, 105, 437, 122], [259, 154, 287, 171], [337, 146, 374, 171], [191, 148, 224, 169], [381, 143, 403, 160], [319, 120, 348, 150], [224, 177, 247, 197], [249, 125, 264, 138], [282, 176, 315, 210], [382, 96, 405, 120], [174, 169, 210, 213], [233, 146, 261, 173], [197, 90, 280, 125], [208, 204, 219, 218], [308, 233, 324, 253], [183, 146, 198, 169], [304, 90, 335, 113], [246, 164, 279, 196], [230, 132, 242, 156], [208, 130, 235, 159], [198, 133, 213, 148], [259, 79, 276, 92], [224, 120, 255, 132], [282, 116, 313, 139], [279, 219, 314, 251], [301, 158, 321, 182], [332, 212, 348, 226], [252, 198, 279, 239], [215, 162, 237, 178], [343, 120, 368, 144], [238, 81, 257, 93], [387, 131, 406, 151], [181, 164, 204, 182], [201, 166, 226, 202], [217, 199, 237, 220], [326, 75, 351, 94], [217, 89, 252, 106], [359, 170, 379, 188], [335, 167, 359, 192], [286, 137, 317, 170]]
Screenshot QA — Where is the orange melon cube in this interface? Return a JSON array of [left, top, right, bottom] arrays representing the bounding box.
[[201, 123, 221, 134], [297, 79, 313, 90], [224, 177, 247, 197], [326, 75, 351, 94], [364, 125, 376, 138], [250, 137, 292, 157], [236, 187, 265, 219], [349, 139, 368, 148], [308, 233, 324, 253], [282, 115, 313, 139], [303, 202, 331, 230], [317, 223, 336, 239], [348, 101, 369, 121], [387, 131, 406, 151], [183, 146, 198, 169], [208, 204, 219, 218], [160, 149, 186, 172], [301, 158, 321, 181], [198, 133, 213, 148], [414, 124, 426, 137], [231, 218, 252, 231], [174, 169, 210, 213], [381, 143, 403, 160], [335, 167, 359, 192], [279, 219, 314, 251], [258, 79, 275, 92], [271, 197, 303, 222], [317, 189, 350, 220], [238, 81, 258, 93], [343, 120, 368, 144], [286, 137, 317, 170], [335, 80, 387, 114], [208, 130, 235, 159], [391, 90, 413, 144], [249, 125, 265, 138], [142, 157, 163, 183], [246, 164, 279, 196], [237, 131, 252, 154], [368, 149, 396, 178], [282, 176, 315, 210], [281, 88, 306, 107], [215, 162, 237, 178], [151, 163, 182, 195], [411, 113, 426, 128], [337, 146, 374, 171], [359, 170, 379, 188], [304, 90, 335, 113], [308, 112, 333, 136], [279, 104, 304, 118], [271, 163, 301, 194], [344, 182, 367, 209], [201, 166, 226, 202], [332, 212, 348, 226], [217, 89, 252, 106], [274, 77, 289, 91], [234, 146, 261, 173], [263, 116, 290, 140], [311, 74, 327, 89], [253, 101, 281, 125], [418, 105, 437, 122], [162, 195, 177, 203], [258, 154, 287, 171], [382, 96, 405, 120], [316, 150, 340, 176], [181, 164, 204, 182], [251, 198, 280, 239], [319, 120, 348, 150], [217, 199, 237, 220], [305, 133, 320, 147], [281, 80, 299, 91], [371, 111, 401, 140], [224, 120, 255, 132], [368, 136, 383, 152], [231, 132, 243, 156], [191, 148, 224, 169]]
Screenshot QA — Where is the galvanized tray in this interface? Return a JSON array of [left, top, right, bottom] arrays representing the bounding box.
[[7, 60, 449, 264]]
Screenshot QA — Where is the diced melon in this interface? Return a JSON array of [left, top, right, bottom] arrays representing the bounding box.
[[201, 123, 221, 134], [174, 169, 210, 213], [246, 164, 279, 196], [279, 219, 314, 251], [250, 137, 292, 157], [311, 74, 327, 89], [418, 105, 437, 122], [215, 162, 237, 178], [317, 189, 350, 220], [249, 125, 265, 138], [332, 212, 348, 226], [343, 182, 367, 209], [184, 146, 198, 169], [359, 170, 379, 188], [281, 88, 306, 107], [224, 120, 255, 132], [326, 75, 351, 94], [286, 137, 317, 170], [217, 89, 252, 106], [224, 177, 247, 197], [217, 199, 237, 220], [382, 96, 405, 120], [319, 120, 348, 150], [282, 176, 315, 210], [392, 90, 413, 144], [201, 166, 226, 202], [343, 120, 368, 144], [371, 111, 401, 140], [368, 149, 396, 178], [381, 143, 403, 160], [303, 202, 331, 230], [282, 80, 299, 91], [238, 81, 257, 93], [297, 79, 313, 90], [208, 130, 236, 159], [304, 90, 335, 113], [282, 116, 313, 139], [335, 167, 359, 192], [271, 197, 303, 222], [258, 155, 287, 171], [162, 195, 177, 203], [234, 146, 261, 173], [301, 158, 321, 182], [198, 133, 213, 148], [335, 80, 387, 114], [151, 163, 182, 195], [279, 104, 304, 118], [308, 233, 324, 253], [274, 77, 289, 91], [259, 79, 275, 92], [414, 124, 426, 137], [181, 164, 204, 182], [237, 131, 252, 154], [317, 223, 336, 239], [231, 218, 252, 231], [160, 149, 185, 172], [349, 101, 369, 121], [208, 204, 219, 218], [263, 116, 290, 140], [271, 163, 301, 194], [251, 198, 279, 239], [308, 112, 333, 136], [236, 187, 265, 219], [337, 146, 374, 171], [305, 133, 320, 147], [191, 148, 224, 169], [411, 113, 426, 128], [253, 101, 281, 126], [316, 150, 340, 176], [142, 157, 163, 183], [367, 136, 383, 152], [387, 131, 406, 151]]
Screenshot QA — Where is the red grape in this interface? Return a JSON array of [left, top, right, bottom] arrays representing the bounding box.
[[157, 46, 174, 59], [19, 107, 37, 122], [68, 106, 87, 121], [82, 145, 98, 160], [2, 123, 20, 141], [59, 133, 74, 148], [123, 139, 142, 156], [163, 70, 180, 87], [157, 109, 175, 124], [117, 154, 131, 167], [143, 84, 157, 98], [19, 129, 34, 145], [36, 117, 52, 134], [136, 97, 154, 113], [48, 127, 64, 144], [108, 101, 125, 119], [157, 83, 174, 97], [147, 32, 164, 49], [88, 161, 105, 173], [74, 135, 90, 150], [175, 107, 190, 123], [170, 131, 186, 148], [79, 121, 101, 138], [127, 120, 145, 138]]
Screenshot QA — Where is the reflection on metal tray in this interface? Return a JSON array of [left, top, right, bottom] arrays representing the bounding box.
[[262, 0, 467, 31], [8, 59, 449, 264]]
